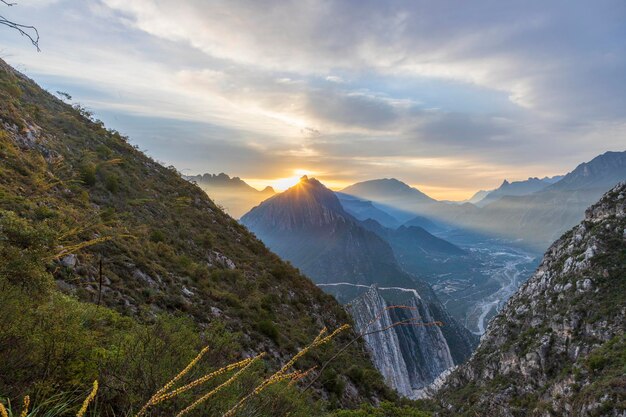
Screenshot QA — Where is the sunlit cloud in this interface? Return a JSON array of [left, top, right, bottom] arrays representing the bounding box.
[[0, 0, 624, 199]]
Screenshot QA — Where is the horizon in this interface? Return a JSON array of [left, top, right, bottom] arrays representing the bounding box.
[[1, 1, 625, 200]]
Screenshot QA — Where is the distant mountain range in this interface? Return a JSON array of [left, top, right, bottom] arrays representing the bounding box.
[[335, 192, 401, 229], [474, 175, 563, 207], [465, 189, 491, 205], [338, 151, 626, 251], [341, 178, 436, 212], [185, 172, 274, 218]]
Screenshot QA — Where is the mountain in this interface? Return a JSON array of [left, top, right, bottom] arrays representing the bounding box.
[[241, 177, 477, 397], [361, 221, 464, 258], [465, 189, 492, 205], [402, 215, 446, 234], [341, 179, 436, 214], [472, 151, 626, 249], [436, 183, 626, 416], [476, 176, 558, 207], [341, 179, 481, 234], [335, 192, 401, 229], [184, 172, 275, 218], [0, 58, 390, 412], [241, 176, 417, 288], [547, 151, 626, 191]]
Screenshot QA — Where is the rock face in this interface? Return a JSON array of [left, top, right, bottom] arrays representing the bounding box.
[[437, 183, 626, 416], [348, 286, 455, 399]]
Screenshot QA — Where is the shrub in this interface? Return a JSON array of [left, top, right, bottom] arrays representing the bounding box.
[[256, 319, 279, 342], [79, 163, 97, 186], [105, 173, 120, 193]]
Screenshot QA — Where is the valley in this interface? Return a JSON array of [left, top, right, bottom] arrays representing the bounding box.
[[432, 239, 537, 334]]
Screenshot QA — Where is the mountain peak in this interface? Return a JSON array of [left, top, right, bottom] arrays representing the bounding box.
[[241, 177, 347, 231], [340, 178, 435, 205]]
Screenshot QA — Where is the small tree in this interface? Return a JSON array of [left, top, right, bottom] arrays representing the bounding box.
[[1, 1, 40, 50]]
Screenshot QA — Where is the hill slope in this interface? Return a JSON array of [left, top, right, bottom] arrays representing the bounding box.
[[437, 183, 626, 416], [0, 58, 389, 411]]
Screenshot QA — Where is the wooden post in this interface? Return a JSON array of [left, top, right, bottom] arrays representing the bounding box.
[[97, 255, 103, 306]]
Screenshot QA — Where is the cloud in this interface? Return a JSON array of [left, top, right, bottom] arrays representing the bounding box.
[[0, 0, 624, 199], [102, 0, 626, 119]]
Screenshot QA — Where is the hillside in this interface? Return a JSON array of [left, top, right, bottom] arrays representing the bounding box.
[[436, 183, 626, 416], [0, 58, 391, 414]]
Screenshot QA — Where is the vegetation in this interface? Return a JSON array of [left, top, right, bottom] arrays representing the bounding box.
[[0, 57, 424, 415]]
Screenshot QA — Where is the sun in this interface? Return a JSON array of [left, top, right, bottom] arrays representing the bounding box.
[[271, 169, 312, 191]]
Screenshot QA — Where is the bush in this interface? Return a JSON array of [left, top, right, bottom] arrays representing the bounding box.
[[79, 163, 97, 186], [257, 319, 279, 342], [105, 173, 120, 193]]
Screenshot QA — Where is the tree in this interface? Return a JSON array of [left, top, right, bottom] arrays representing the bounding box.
[[1, 1, 39, 50]]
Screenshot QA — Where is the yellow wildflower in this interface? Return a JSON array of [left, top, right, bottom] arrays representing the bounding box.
[[20, 395, 30, 417], [76, 380, 98, 417]]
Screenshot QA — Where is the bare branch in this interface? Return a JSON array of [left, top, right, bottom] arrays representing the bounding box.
[[1, 1, 40, 51]]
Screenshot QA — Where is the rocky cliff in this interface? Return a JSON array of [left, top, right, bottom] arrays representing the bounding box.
[[348, 286, 456, 399], [436, 183, 626, 416]]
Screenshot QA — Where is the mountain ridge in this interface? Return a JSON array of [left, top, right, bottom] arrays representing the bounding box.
[[436, 182, 626, 416]]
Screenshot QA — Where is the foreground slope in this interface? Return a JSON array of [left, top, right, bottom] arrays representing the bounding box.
[[0, 58, 389, 409], [437, 183, 626, 416]]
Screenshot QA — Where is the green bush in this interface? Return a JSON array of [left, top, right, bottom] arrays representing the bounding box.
[[79, 162, 97, 186], [104, 173, 119, 193], [257, 319, 279, 342]]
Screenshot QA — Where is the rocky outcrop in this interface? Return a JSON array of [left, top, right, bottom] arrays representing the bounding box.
[[348, 286, 460, 399], [436, 183, 626, 416]]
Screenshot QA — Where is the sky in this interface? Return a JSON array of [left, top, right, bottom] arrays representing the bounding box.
[[1, 1, 625, 199]]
